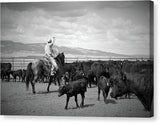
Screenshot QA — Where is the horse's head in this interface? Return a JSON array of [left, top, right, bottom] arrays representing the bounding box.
[[56, 52, 65, 66]]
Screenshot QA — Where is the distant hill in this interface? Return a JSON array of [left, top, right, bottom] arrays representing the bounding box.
[[1, 40, 149, 58]]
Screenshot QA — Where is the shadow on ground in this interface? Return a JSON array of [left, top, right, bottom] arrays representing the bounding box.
[[36, 90, 59, 94], [105, 99, 117, 104], [117, 96, 136, 100], [67, 104, 95, 110]]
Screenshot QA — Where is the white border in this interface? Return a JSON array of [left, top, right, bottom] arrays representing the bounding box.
[[0, 0, 160, 124]]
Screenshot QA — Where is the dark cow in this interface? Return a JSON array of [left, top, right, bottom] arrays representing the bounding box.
[[122, 60, 153, 74], [63, 63, 77, 81], [97, 76, 110, 102], [76, 61, 94, 74], [104, 60, 123, 76], [11, 69, 22, 82], [87, 62, 109, 87], [87, 70, 96, 88], [22, 69, 26, 82], [63, 61, 93, 83], [91, 62, 106, 79], [63, 72, 70, 85], [71, 70, 85, 81], [1, 63, 12, 81], [104, 60, 134, 100], [58, 77, 88, 109], [110, 70, 153, 111], [69, 61, 94, 87]]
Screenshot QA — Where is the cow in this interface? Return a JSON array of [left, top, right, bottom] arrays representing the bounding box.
[[22, 69, 26, 82], [104, 60, 123, 77], [87, 70, 96, 88], [1, 63, 12, 82], [63, 61, 91, 82], [91, 62, 106, 79], [68, 61, 94, 87], [63, 63, 77, 81], [110, 70, 153, 111], [76, 61, 94, 75], [122, 60, 153, 74], [71, 70, 85, 81], [97, 76, 110, 102], [11, 69, 22, 82], [58, 77, 88, 109], [87, 62, 109, 87], [63, 72, 70, 85]]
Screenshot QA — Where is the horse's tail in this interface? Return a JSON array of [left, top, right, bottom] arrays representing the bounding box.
[[26, 62, 33, 90]]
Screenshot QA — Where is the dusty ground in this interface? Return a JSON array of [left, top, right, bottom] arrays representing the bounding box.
[[1, 81, 152, 117]]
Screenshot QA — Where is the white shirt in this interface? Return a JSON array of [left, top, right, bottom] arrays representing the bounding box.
[[45, 44, 52, 57], [45, 44, 59, 58]]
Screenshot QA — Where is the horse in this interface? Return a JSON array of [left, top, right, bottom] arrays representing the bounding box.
[[26, 52, 65, 94]]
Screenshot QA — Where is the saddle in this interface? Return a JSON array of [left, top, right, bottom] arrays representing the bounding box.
[[42, 56, 56, 75], [42, 56, 52, 67]]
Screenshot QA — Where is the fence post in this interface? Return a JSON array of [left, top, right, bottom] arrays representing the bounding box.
[[12, 57, 14, 71], [23, 59, 24, 69], [21, 59, 22, 70]]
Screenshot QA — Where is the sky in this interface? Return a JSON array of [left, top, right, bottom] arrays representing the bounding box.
[[1, 1, 153, 55]]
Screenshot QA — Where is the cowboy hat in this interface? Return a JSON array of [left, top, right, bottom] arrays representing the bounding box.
[[47, 37, 55, 45]]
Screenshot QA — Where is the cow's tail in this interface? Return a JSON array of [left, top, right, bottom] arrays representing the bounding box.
[[26, 62, 33, 91]]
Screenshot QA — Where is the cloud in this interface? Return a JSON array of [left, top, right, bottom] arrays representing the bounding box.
[[1, 1, 151, 55], [110, 18, 149, 43]]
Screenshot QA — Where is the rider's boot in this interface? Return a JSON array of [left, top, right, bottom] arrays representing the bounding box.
[[51, 66, 56, 76]]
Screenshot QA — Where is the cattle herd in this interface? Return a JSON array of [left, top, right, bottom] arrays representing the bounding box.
[[1, 63, 26, 82], [1, 59, 153, 112]]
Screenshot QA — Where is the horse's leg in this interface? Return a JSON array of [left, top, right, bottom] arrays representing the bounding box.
[[31, 75, 38, 94], [57, 77, 61, 86], [98, 87, 100, 101], [47, 75, 53, 92], [31, 81, 35, 94], [54, 75, 57, 85]]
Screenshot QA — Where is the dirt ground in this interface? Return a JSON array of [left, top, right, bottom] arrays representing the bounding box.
[[1, 81, 152, 117]]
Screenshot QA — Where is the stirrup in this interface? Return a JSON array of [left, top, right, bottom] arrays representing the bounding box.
[[51, 70, 56, 76]]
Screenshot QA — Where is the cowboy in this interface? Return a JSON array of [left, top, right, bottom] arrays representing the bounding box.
[[45, 37, 59, 75]]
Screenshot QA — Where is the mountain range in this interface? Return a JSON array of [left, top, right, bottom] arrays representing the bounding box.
[[1, 40, 149, 58]]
